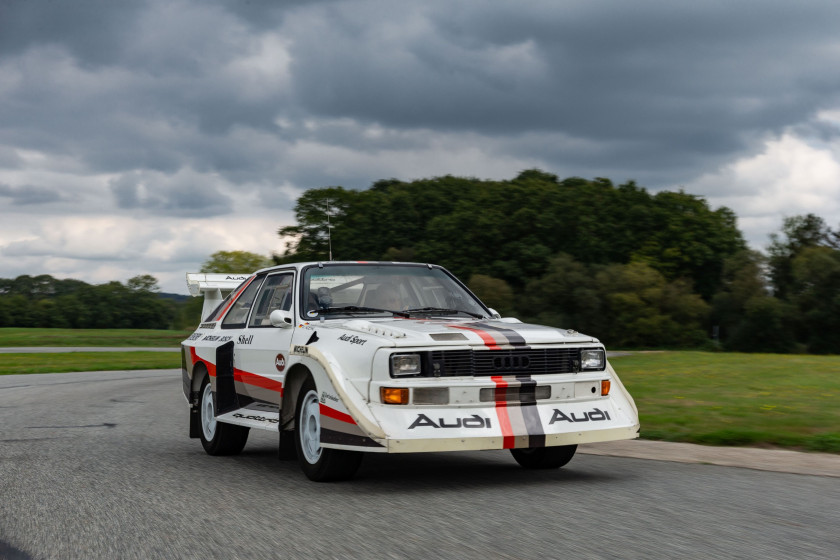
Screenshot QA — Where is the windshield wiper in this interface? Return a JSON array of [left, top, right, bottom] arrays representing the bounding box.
[[404, 307, 484, 319], [315, 306, 410, 318]]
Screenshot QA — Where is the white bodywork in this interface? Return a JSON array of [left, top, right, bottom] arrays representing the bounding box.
[[181, 262, 639, 455]]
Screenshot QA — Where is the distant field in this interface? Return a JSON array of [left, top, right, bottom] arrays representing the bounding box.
[[0, 327, 190, 347], [612, 351, 840, 453], [0, 352, 180, 374]]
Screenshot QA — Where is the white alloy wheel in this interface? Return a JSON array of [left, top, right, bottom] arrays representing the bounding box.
[[293, 378, 363, 481], [299, 389, 322, 464], [201, 382, 217, 441]]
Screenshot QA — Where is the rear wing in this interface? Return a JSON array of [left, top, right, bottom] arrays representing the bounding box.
[[186, 273, 251, 320]]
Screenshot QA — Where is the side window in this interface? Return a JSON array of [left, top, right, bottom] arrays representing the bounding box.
[[221, 276, 264, 329], [249, 273, 294, 327]]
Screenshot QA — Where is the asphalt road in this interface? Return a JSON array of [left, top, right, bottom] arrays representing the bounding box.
[[1, 370, 838, 560]]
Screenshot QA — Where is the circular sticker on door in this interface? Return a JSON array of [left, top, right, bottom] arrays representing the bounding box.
[[275, 353, 286, 372]]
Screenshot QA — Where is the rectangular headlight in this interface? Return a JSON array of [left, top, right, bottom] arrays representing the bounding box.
[[390, 353, 422, 376], [580, 348, 606, 371]]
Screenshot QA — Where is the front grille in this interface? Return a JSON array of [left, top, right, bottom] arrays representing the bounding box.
[[479, 385, 551, 402], [427, 348, 581, 377]]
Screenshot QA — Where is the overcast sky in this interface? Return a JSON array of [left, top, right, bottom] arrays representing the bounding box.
[[2, 0, 840, 294]]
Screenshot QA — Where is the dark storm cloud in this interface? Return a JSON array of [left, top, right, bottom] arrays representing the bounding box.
[[284, 0, 840, 184], [109, 171, 233, 217], [0, 1, 148, 65], [1, 0, 840, 203], [0, 183, 65, 205], [0, 0, 292, 181]]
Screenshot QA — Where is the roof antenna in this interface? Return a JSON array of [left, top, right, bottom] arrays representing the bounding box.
[[326, 198, 334, 261]]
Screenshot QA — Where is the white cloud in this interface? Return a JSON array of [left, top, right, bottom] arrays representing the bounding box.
[[690, 131, 840, 248], [0, 209, 292, 293]]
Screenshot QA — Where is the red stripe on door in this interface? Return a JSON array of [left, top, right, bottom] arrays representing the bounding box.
[[233, 368, 284, 395], [491, 376, 516, 449]]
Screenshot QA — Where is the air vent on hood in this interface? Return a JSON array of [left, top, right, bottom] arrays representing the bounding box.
[[430, 333, 468, 341], [342, 319, 407, 339]]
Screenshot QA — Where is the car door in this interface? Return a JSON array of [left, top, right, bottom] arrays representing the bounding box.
[[232, 271, 296, 406]]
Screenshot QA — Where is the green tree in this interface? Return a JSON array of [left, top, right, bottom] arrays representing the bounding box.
[[276, 187, 355, 262], [3, 294, 34, 327], [790, 246, 840, 353], [279, 172, 744, 300], [631, 191, 745, 299], [768, 214, 833, 299], [201, 250, 272, 273], [594, 261, 709, 347], [467, 274, 515, 316], [520, 253, 602, 333], [711, 249, 769, 346], [127, 274, 160, 293], [726, 296, 797, 353]]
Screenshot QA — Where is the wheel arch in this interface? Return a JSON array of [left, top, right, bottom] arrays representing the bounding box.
[[191, 360, 209, 394], [281, 363, 312, 429]]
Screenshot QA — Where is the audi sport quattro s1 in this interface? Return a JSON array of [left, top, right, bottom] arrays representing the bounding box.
[[181, 261, 639, 481]]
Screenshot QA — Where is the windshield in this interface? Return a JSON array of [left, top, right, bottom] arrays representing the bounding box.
[[302, 264, 489, 319]]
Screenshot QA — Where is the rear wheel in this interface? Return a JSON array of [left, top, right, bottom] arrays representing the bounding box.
[[199, 375, 249, 455], [510, 445, 577, 469], [295, 378, 362, 481]]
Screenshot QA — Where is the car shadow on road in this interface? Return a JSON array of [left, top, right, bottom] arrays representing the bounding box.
[[226, 439, 632, 491]]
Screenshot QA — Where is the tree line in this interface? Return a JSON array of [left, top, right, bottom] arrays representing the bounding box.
[[0, 274, 188, 330], [277, 170, 840, 354], [2, 170, 837, 353], [0, 252, 276, 331]]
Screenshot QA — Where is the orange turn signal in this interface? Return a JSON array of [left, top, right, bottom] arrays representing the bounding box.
[[381, 387, 409, 405], [601, 379, 611, 396]]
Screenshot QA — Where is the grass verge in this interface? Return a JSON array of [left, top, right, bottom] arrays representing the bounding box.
[[0, 352, 180, 374], [612, 351, 840, 453], [0, 327, 190, 347]]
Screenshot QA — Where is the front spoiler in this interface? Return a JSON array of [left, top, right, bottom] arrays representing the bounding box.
[[381, 423, 640, 453], [324, 396, 640, 453]]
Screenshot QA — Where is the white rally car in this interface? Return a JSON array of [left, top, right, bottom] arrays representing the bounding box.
[[181, 261, 639, 481]]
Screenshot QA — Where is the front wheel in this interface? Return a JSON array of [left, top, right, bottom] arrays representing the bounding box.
[[199, 375, 249, 455], [510, 445, 577, 469], [295, 379, 362, 481]]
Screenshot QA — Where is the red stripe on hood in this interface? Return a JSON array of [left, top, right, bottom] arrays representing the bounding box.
[[448, 324, 502, 349]]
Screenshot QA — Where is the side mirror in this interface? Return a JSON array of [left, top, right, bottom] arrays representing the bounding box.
[[488, 308, 502, 320], [269, 309, 293, 328]]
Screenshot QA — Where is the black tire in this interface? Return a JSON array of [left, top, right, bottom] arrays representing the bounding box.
[[198, 375, 249, 456], [294, 378, 363, 481], [510, 445, 577, 469]]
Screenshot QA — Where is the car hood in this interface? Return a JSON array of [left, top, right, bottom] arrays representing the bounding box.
[[317, 317, 599, 347]]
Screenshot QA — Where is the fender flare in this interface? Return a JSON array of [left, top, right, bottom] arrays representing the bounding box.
[[291, 345, 387, 441]]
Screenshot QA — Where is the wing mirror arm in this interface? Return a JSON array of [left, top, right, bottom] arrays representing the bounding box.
[[269, 309, 294, 328]]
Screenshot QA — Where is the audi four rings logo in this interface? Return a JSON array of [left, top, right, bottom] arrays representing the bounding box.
[[493, 355, 530, 370]]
